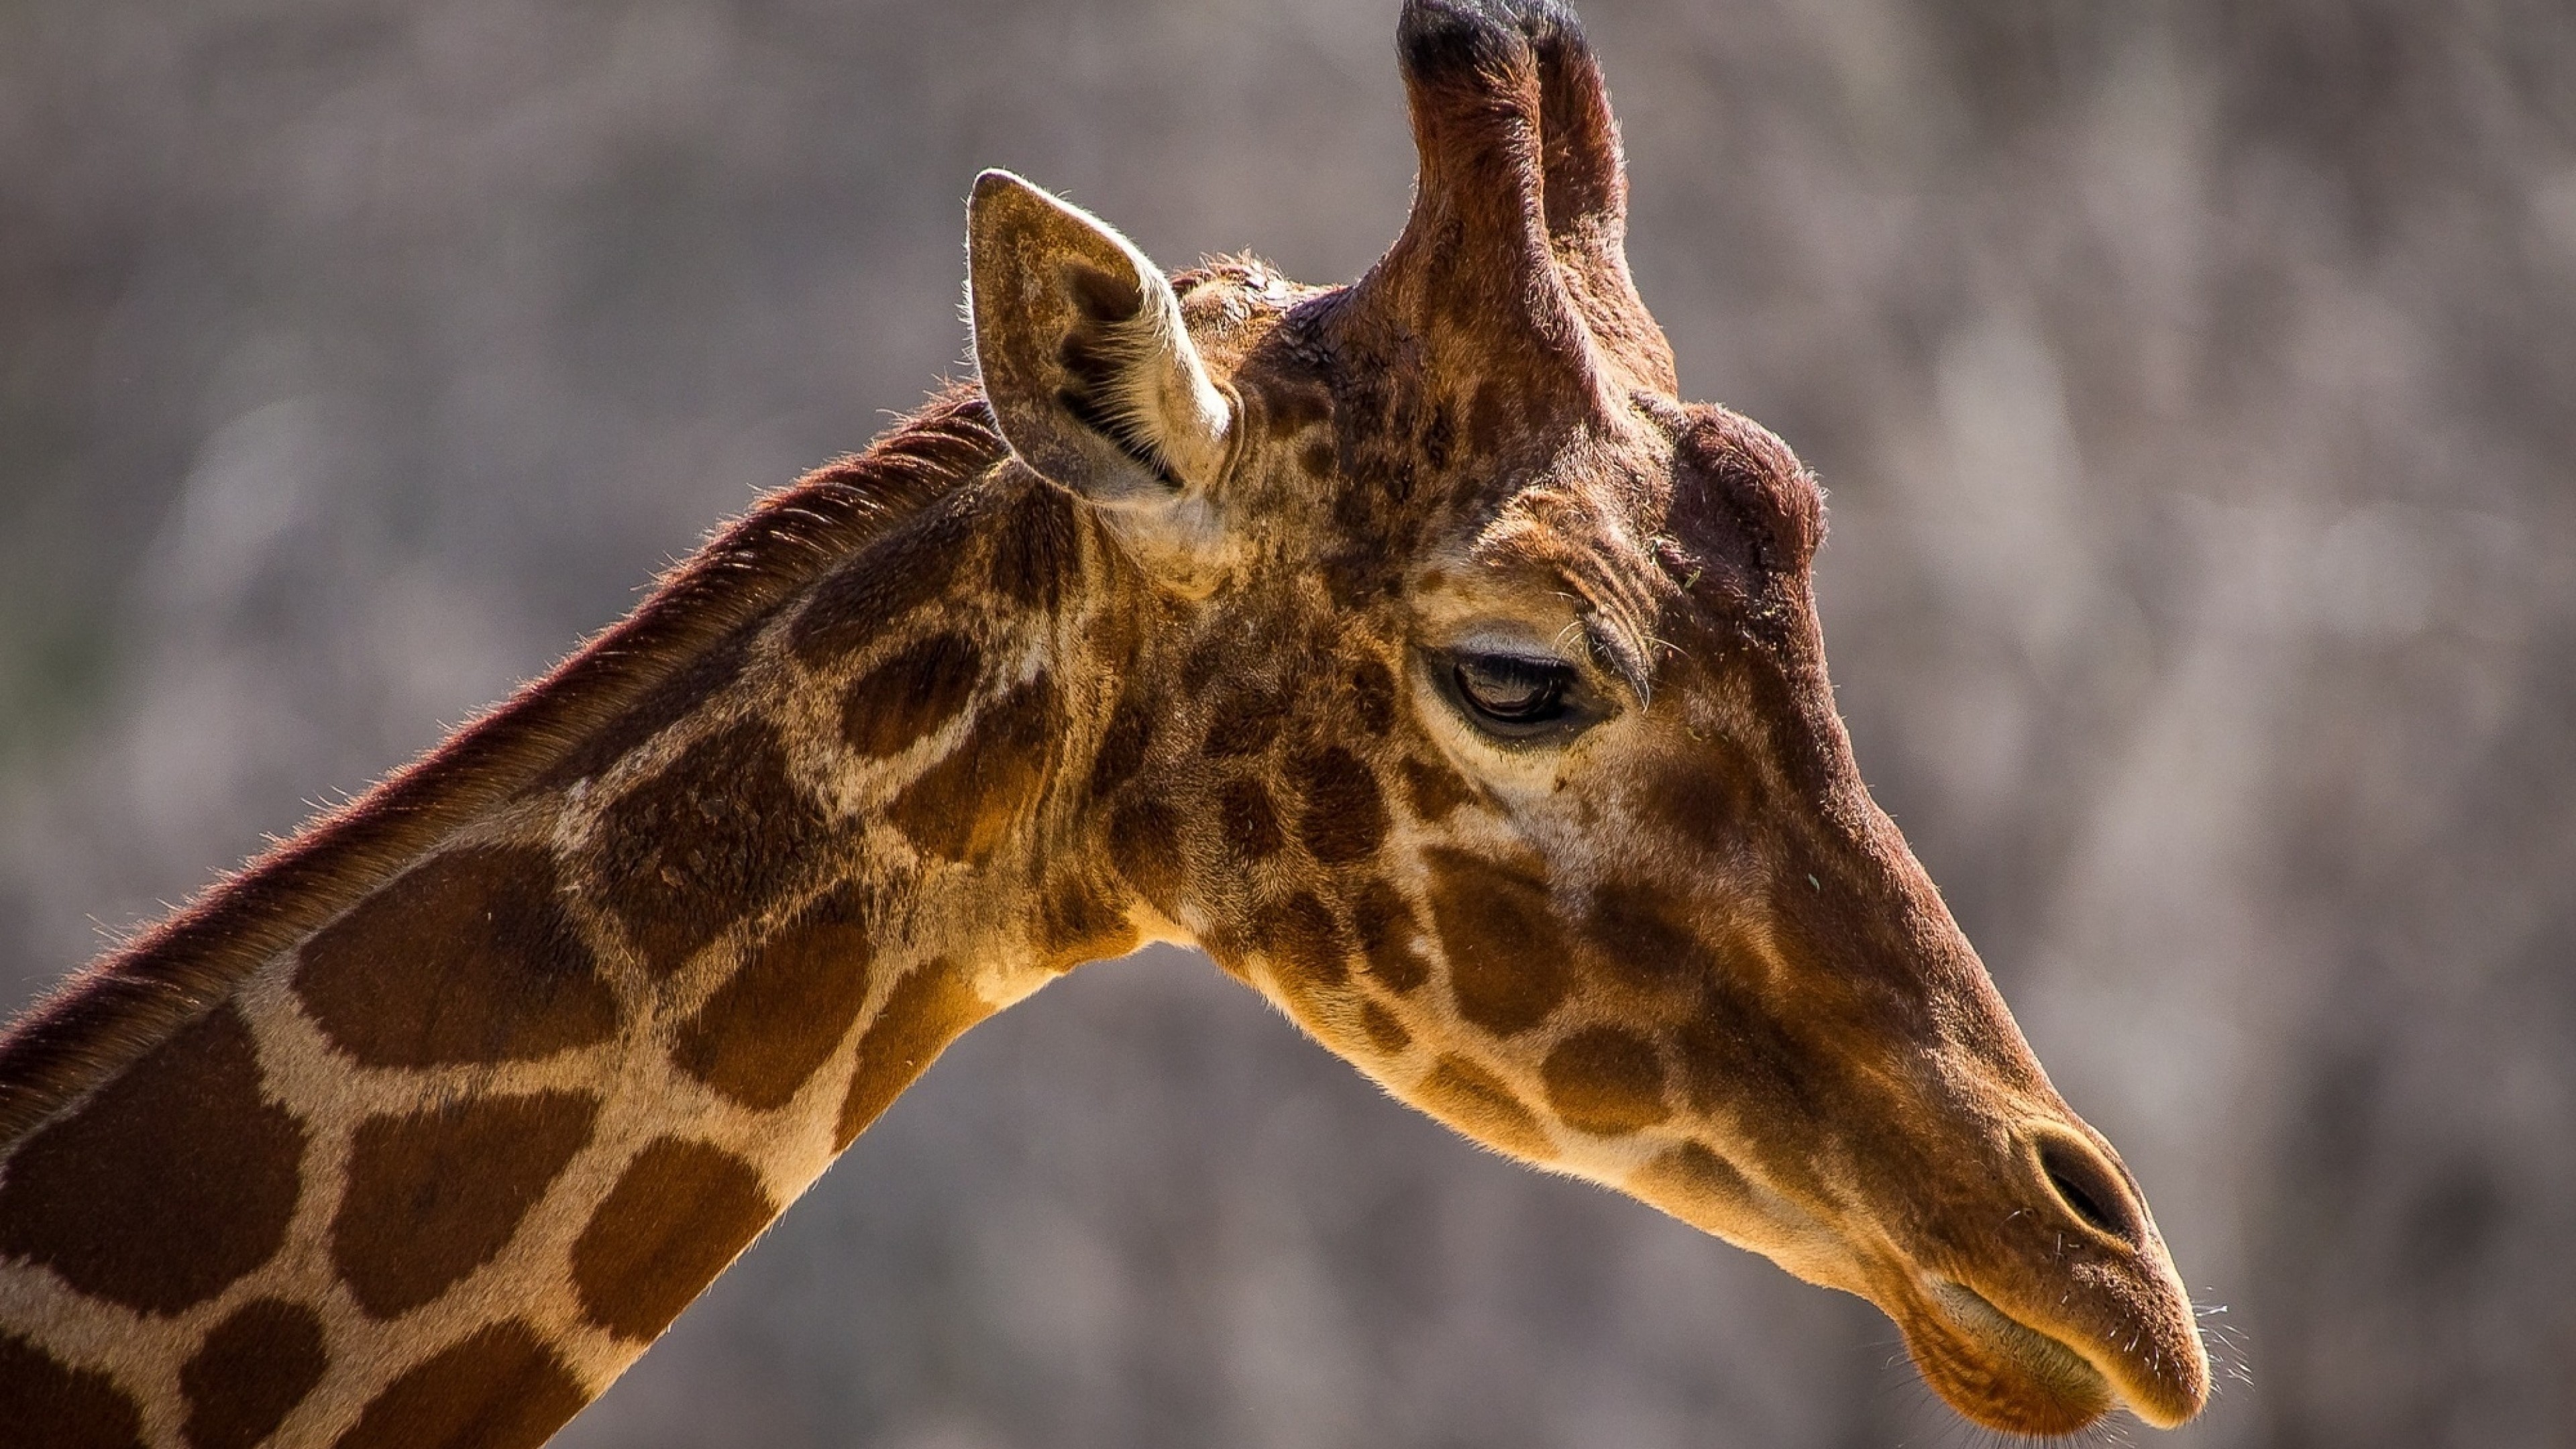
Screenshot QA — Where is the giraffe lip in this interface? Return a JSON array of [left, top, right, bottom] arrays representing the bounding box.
[[1925, 1279, 2103, 1381], [1916, 1272, 2211, 1432], [1904, 1279, 2116, 1435]]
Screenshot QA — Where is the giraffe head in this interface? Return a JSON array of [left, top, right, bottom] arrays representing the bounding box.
[[965, 0, 2205, 1434]]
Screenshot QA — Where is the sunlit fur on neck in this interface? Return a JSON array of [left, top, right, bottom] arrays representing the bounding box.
[[0, 388, 1006, 1152]]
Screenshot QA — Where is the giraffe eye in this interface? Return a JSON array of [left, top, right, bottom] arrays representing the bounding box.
[[1441, 651, 1587, 739]]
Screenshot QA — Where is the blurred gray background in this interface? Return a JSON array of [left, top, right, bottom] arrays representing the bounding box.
[[4, 0, 2571, 1444]]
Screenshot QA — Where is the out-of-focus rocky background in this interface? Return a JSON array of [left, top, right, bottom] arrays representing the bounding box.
[[4, 1, 2571, 1444]]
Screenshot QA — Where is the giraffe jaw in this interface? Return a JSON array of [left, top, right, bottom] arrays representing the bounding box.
[[1904, 1279, 2116, 1435], [1897, 1276, 2206, 1435], [1627, 1150, 2200, 1432]]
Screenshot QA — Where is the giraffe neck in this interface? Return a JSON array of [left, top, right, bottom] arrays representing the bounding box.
[[0, 394, 1142, 1448]]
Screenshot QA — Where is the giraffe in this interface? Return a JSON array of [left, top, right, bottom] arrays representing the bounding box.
[[0, 1, 2210, 1444]]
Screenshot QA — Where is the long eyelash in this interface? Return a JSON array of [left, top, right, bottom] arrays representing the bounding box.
[[1464, 656, 1561, 690]]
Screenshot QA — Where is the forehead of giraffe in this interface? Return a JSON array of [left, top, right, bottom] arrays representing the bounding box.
[[1163, 262, 1828, 693]]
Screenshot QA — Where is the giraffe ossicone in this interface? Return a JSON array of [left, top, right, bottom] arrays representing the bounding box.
[[0, 1, 2208, 1443]]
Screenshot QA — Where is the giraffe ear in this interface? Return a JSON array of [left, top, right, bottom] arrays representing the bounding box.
[[967, 171, 1235, 514]]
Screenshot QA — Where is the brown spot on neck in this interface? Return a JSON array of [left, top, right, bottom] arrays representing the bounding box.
[[0, 394, 997, 1152], [0, 1334, 143, 1449], [835, 961, 994, 1148], [788, 492, 980, 669], [840, 632, 984, 760], [672, 885, 875, 1110], [596, 720, 830, 977], [0, 1003, 303, 1316], [331, 1091, 600, 1318], [334, 1321, 586, 1449], [571, 1138, 777, 1342], [296, 847, 618, 1068], [986, 472, 1083, 611], [181, 1298, 327, 1449], [886, 674, 1061, 864]]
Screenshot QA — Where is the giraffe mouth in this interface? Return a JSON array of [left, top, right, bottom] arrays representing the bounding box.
[[1896, 1279, 2118, 1436]]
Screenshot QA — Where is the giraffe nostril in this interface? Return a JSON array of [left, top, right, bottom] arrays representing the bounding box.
[[2034, 1130, 2145, 1251]]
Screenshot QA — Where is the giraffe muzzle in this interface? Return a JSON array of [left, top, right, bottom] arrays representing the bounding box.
[[1878, 1120, 2210, 1434]]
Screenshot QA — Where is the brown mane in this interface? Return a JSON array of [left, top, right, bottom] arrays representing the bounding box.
[[0, 386, 1006, 1147]]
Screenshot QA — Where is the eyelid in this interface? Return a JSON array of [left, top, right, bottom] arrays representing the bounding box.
[[1424, 644, 1608, 743], [1580, 619, 1652, 706], [1434, 627, 1574, 665], [1434, 636, 1601, 702], [1460, 651, 1572, 678]]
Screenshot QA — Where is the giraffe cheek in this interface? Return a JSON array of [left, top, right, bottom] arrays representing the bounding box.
[[1624, 1140, 1847, 1285], [1350, 878, 1432, 994], [1631, 737, 1762, 863], [1539, 1026, 1672, 1137], [1413, 1055, 1554, 1161], [1629, 1141, 1761, 1234], [1289, 745, 1389, 865], [1424, 848, 1573, 1038], [1253, 892, 1350, 1014], [1358, 1002, 1413, 1056], [1400, 754, 1477, 823]]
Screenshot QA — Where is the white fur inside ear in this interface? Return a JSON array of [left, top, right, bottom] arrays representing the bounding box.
[[1087, 273, 1232, 489], [967, 170, 1234, 497]]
